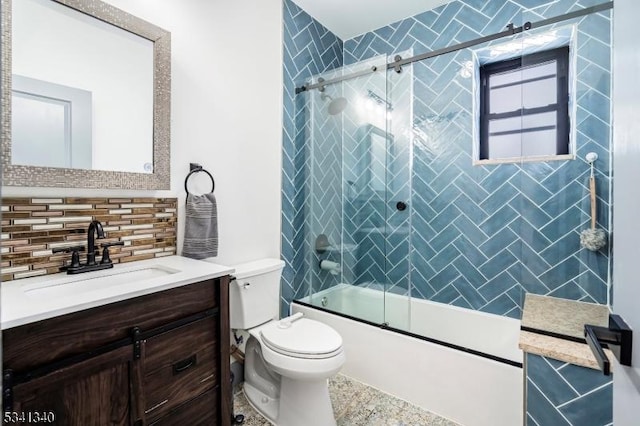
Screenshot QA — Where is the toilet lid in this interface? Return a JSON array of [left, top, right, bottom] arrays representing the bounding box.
[[260, 318, 343, 358]]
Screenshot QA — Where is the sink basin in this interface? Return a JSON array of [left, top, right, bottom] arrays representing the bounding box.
[[22, 265, 179, 299]]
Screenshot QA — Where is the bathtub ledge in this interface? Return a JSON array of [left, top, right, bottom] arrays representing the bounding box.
[[518, 330, 614, 370], [519, 294, 613, 371]]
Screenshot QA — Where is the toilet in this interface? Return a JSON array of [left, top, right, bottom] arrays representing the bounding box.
[[230, 258, 345, 426]]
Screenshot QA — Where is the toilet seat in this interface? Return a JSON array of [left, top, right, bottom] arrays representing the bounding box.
[[258, 318, 343, 360]]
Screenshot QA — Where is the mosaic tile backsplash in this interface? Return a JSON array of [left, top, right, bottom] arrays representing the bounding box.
[[0, 197, 177, 281]]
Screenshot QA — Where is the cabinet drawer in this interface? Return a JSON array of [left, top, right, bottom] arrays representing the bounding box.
[[149, 387, 218, 426], [4, 279, 219, 372], [143, 316, 218, 420]]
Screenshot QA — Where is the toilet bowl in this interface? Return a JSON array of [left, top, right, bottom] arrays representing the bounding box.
[[226, 259, 345, 426]]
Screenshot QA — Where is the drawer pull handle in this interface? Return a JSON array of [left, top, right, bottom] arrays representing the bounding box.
[[145, 399, 168, 414], [200, 373, 215, 383], [173, 354, 197, 375]]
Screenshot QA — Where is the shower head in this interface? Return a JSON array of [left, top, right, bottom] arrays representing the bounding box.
[[320, 92, 348, 115], [327, 96, 348, 115]]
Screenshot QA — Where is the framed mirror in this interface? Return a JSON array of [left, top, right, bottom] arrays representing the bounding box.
[[1, 0, 171, 189]]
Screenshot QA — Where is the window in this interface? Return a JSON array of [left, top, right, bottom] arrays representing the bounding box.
[[479, 46, 570, 161]]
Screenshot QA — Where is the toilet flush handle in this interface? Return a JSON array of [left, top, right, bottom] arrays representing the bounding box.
[[233, 278, 251, 289]]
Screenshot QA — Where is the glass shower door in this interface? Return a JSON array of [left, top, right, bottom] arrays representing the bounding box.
[[380, 56, 413, 332], [303, 54, 411, 332], [341, 54, 412, 331], [340, 55, 391, 325]]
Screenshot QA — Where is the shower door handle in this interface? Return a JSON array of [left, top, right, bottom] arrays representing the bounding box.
[[396, 201, 407, 211]]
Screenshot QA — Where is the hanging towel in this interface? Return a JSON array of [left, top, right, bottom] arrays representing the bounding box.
[[183, 193, 218, 259]]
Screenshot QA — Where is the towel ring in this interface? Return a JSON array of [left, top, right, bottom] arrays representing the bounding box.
[[185, 163, 215, 196]]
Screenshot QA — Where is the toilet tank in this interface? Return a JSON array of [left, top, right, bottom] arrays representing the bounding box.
[[229, 258, 285, 329]]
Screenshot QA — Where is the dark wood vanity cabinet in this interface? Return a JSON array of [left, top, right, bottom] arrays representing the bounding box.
[[2, 276, 231, 426]]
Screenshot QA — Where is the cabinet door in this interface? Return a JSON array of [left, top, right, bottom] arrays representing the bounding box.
[[10, 346, 140, 426]]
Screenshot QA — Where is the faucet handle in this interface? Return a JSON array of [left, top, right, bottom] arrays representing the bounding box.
[[53, 245, 85, 270], [100, 241, 125, 265], [101, 241, 125, 248], [52, 245, 85, 254]]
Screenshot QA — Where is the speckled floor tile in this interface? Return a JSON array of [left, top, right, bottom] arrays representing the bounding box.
[[233, 391, 271, 426], [362, 391, 460, 426], [329, 373, 373, 418], [233, 374, 459, 426]]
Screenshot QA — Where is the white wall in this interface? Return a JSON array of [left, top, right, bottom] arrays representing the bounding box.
[[3, 0, 284, 267], [612, 0, 640, 423]]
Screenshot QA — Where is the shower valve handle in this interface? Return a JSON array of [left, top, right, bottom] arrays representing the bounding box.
[[396, 201, 407, 211]]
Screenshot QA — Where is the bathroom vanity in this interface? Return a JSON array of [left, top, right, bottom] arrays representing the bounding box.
[[2, 256, 233, 426]]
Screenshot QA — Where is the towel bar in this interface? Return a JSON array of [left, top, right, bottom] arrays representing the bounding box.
[[584, 314, 632, 375]]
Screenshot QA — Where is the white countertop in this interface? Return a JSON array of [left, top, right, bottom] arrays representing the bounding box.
[[1, 256, 234, 330]]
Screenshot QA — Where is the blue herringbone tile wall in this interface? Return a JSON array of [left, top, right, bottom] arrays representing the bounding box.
[[282, 0, 612, 317], [281, 0, 342, 317], [526, 353, 612, 425], [342, 0, 612, 318]]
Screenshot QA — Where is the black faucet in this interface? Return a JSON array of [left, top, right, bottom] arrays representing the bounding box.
[[54, 220, 124, 274], [86, 220, 105, 266]]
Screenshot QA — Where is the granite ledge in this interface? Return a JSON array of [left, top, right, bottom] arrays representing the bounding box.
[[521, 294, 609, 339], [519, 330, 614, 371], [519, 294, 613, 371]]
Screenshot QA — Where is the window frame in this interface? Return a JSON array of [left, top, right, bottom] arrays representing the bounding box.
[[479, 46, 570, 161]]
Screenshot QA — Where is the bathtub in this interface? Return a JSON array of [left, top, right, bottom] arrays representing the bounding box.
[[292, 283, 523, 426]]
